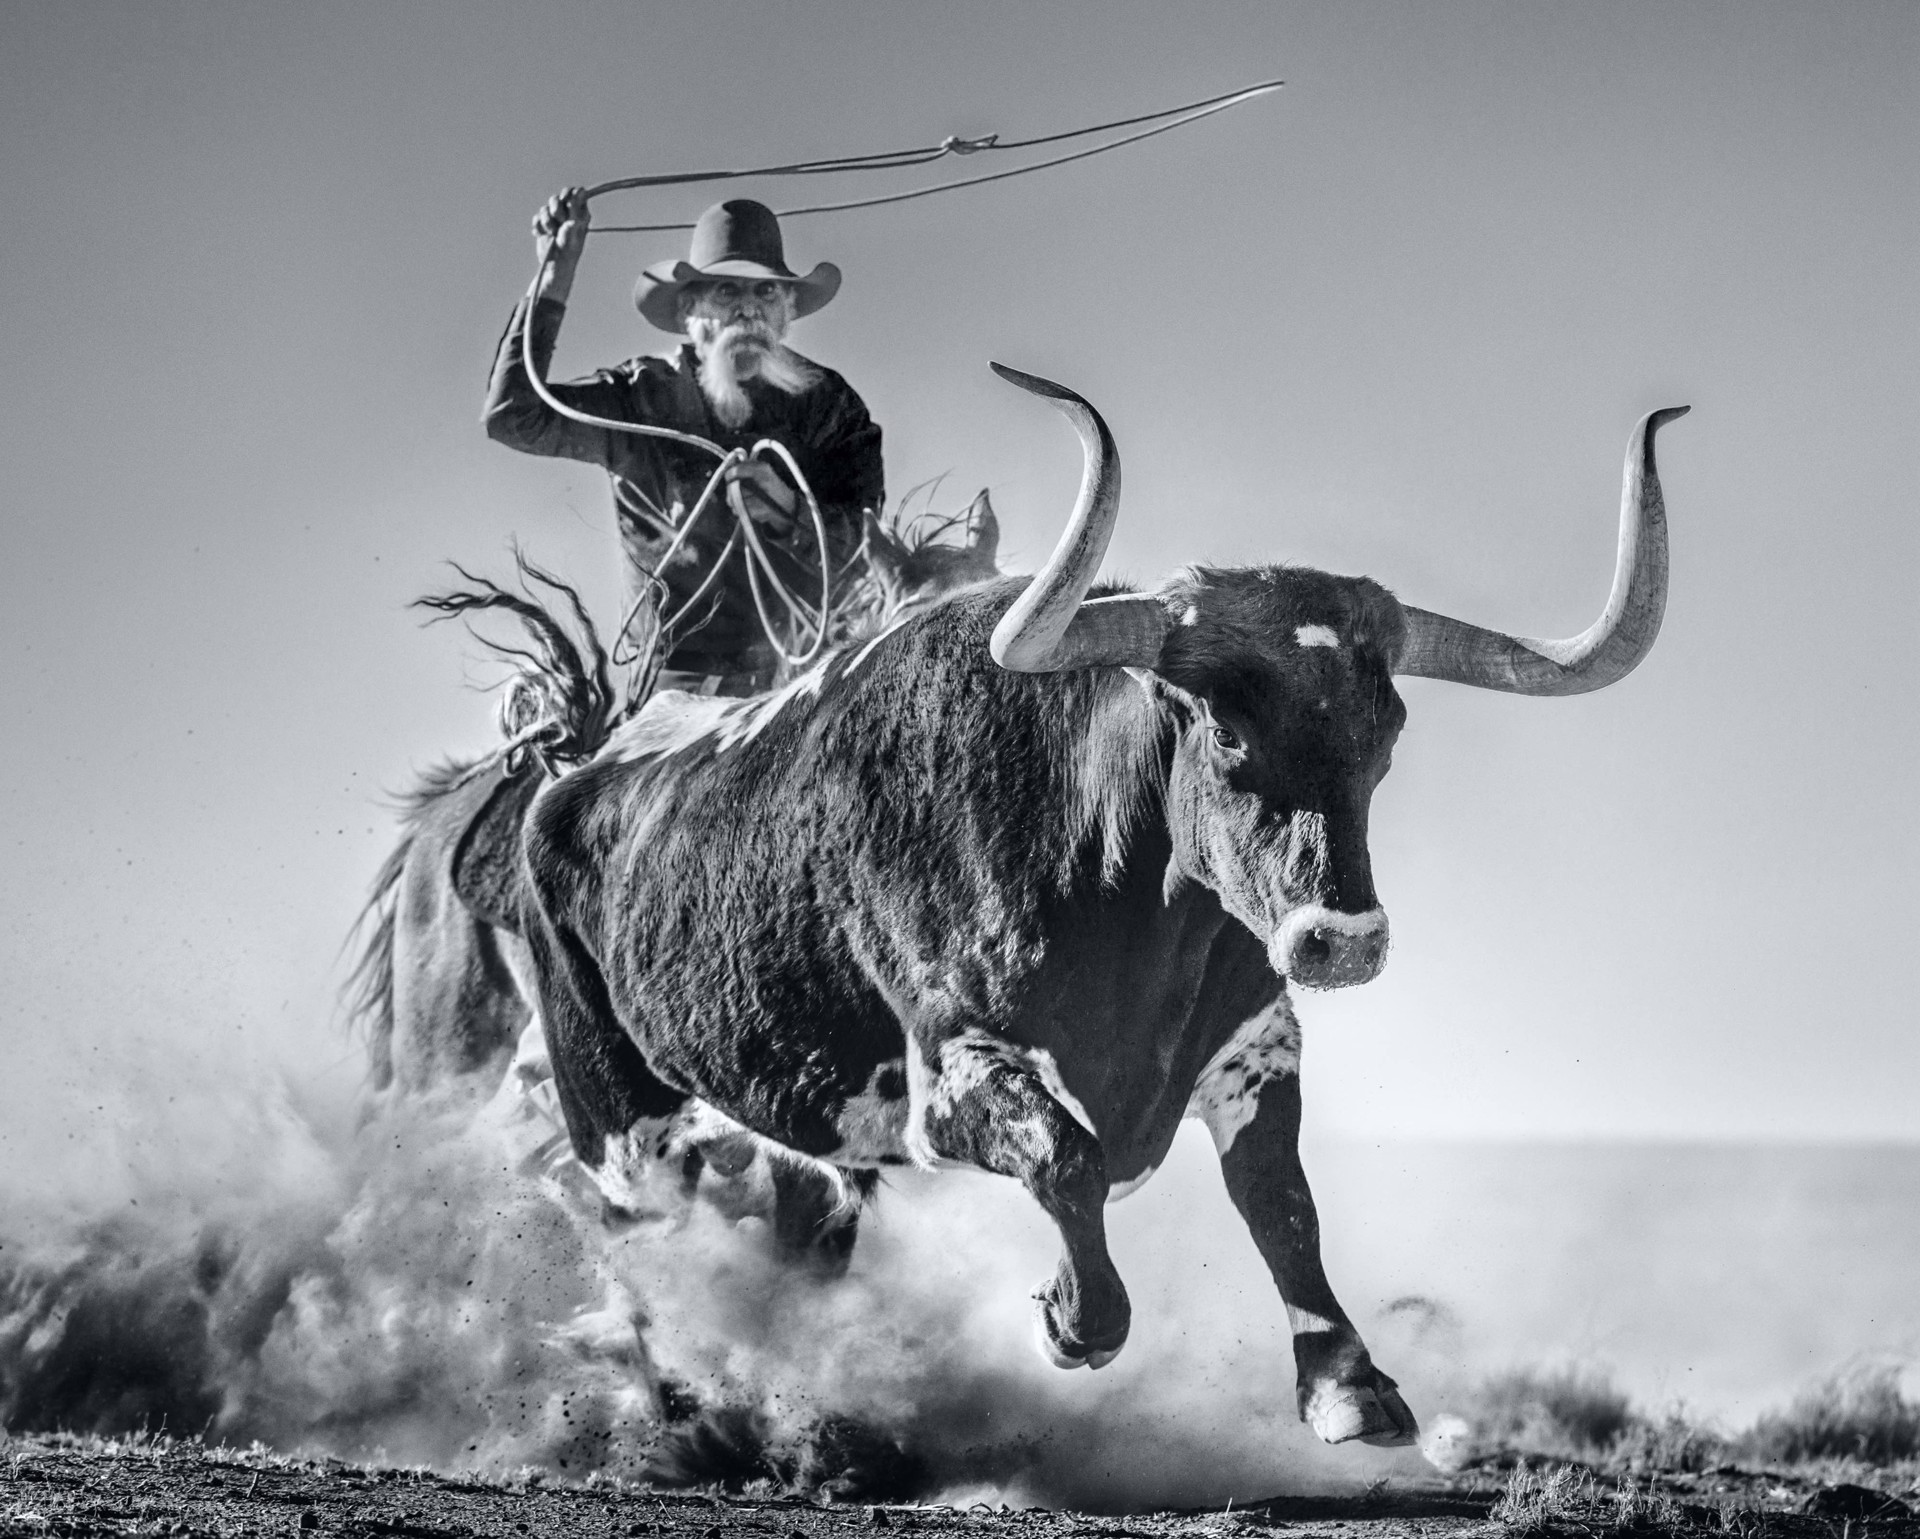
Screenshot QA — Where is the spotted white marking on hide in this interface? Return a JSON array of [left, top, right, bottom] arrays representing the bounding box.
[[1294, 623, 1341, 649], [588, 1112, 701, 1218], [828, 1059, 912, 1163], [705, 664, 834, 753], [601, 662, 838, 765], [670, 1099, 859, 1212], [581, 1096, 854, 1218], [602, 688, 736, 764], [1185, 993, 1304, 1155], [905, 1032, 1095, 1169], [906, 1032, 1012, 1168], [606, 690, 733, 759]]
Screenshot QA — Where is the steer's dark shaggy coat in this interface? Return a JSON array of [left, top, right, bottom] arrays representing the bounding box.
[[522, 563, 1419, 1445]]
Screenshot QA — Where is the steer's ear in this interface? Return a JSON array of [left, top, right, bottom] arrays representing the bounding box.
[[965, 489, 1000, 565], [1125, 664, 1201, 718]]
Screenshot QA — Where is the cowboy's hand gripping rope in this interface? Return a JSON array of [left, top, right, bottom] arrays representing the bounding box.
[[513, 78, 1282, 684]]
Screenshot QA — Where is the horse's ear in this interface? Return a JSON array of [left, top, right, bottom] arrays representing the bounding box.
[[965, 489, 999, 564], [863, 508, 910, 592]]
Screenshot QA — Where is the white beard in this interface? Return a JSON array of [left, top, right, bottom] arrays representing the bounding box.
[[686, 305, 820, 429]]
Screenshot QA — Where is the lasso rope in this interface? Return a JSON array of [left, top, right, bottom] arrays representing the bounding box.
[[585, 78, 1284, 229], [518, 78, 1284, 674]]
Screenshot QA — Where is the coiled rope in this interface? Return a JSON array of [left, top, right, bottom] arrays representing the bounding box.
[[516, 78, 1283, 675]]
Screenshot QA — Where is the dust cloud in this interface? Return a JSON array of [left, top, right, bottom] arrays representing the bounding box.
[[0, 1022, 1437, 1511]]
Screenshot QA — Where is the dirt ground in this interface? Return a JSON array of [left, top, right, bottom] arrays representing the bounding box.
[[4, 1433, 1917, 1539]]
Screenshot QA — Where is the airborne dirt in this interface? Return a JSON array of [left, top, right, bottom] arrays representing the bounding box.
[[5, 1432, 1917, 1539]]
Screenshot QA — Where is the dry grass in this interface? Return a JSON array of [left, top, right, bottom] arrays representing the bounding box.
[[1611, 1412, 1728, 1475], [1490, 1464, 1682, 1535], [1454, 1359, 1920, 1480], [1462, 1367, 1637, 1461], [1739, 1364, 1920, 1467]]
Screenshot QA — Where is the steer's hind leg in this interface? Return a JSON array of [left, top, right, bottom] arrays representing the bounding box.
[[912, 1031, 1129, 1368], [1192, 994, 1418, 1447], [521, 901, 690, 1219]]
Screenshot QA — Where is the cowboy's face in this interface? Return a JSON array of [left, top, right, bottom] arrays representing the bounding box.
[[681, 275, 819, 423], [687, 279, 792, 339]]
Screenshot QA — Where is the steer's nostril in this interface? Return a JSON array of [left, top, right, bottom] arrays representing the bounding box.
[[1299, 931, 1333, 966]]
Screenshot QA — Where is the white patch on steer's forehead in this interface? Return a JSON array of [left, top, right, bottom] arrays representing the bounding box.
[[1185, 992, 1304, 1156], [1294, 623, 1341, 649], [1180, 604, 1202, 627]]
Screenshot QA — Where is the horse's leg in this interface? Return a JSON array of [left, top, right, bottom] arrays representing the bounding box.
[[389, 818, 527, 1095]]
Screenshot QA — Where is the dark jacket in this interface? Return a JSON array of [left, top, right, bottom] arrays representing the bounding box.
[[483, 296, 885, 675]]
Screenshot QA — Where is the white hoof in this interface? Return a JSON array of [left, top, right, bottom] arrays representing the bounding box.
[[1302, 1380, 1419, 1447]]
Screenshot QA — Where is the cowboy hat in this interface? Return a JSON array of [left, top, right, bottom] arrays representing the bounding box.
[[633, 199, 841, 333]]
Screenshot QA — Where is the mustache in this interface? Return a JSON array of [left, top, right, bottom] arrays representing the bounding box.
[[693, 311, 779, 346], [715, 322, 776, 350]]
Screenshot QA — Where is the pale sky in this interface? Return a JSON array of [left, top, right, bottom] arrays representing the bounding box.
[[2, 1, 1915, 1142]]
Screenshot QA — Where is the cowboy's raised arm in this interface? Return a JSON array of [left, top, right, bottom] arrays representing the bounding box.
[[482, 189, 628, 462]]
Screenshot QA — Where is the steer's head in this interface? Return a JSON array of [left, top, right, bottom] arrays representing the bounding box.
[[987, 363, 1686, 991], [1150, 566, 1405, 986]]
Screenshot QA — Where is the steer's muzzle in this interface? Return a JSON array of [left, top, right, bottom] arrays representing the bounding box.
[[1271, 906, 1390, 989]]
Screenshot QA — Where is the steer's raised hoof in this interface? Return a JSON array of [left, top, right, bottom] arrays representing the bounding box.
[[1030, 1285, 1129, 1371], [1301, 1374, 1420, 1447]]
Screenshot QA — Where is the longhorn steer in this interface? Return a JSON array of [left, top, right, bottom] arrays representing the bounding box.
[[520, 366, 1686, 1448]]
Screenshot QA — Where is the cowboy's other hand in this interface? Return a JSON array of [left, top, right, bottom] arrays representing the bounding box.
[[726, 460, 797, 526], [533, 187, 591, 265]]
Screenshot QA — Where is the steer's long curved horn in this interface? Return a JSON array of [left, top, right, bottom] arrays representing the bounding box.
[[1396, 406, 1690, 695], [988, 363, 1172, 673]]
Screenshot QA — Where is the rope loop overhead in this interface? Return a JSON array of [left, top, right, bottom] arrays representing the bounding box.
[[585, 78, 1282, 231]]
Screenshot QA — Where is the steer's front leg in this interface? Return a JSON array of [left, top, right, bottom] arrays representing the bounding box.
[[910, 1028, 1130, 1370], [1190, 993, 1418, 1447]]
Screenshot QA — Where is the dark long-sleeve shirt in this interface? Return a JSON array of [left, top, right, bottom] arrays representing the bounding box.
[[483, 296, 885, 676]]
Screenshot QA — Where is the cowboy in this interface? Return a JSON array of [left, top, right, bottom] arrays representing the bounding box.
[[484, 193, 885, 696]]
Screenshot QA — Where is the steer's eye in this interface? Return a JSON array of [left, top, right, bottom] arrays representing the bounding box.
[[1210, 723, 1241, 752]]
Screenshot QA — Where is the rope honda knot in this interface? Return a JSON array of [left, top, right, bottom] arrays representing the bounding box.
[[940, 133, 999, 155]]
